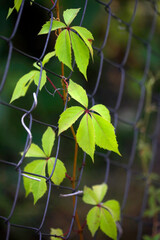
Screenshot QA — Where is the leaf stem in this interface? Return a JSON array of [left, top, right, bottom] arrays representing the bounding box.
[[56, 2, 83, 239]]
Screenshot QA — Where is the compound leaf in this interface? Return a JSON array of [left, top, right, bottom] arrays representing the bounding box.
[[42, 127, 55, 157], [72, 26, 94, 58], [100, 208, 117, 240], [38, 20, 66, 35], [58, 106, 84, 135], [50, 228, 64, 240], [92, 113, 121, 155], [70, 31, 89, 80], [55, 29, 72, 70], [42, 51, 56, 66], [92, 183, 108, 203], [90, 104, 111, 122], [68, 80, 88, 108], [103, 200, 120, 222], [25, 143, 46, 158], [87, 207, 101, 237], [10, 70, 35, 103], [76, 114, 95, 161], [63, 8, 81, 26], [33, 70, 46, 90], [48, 158, 66, 185], [23, 160, 47, 204], [83, 186, 100, 205]]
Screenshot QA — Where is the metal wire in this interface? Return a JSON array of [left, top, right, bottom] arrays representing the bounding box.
[[0, 0, 160, 239]]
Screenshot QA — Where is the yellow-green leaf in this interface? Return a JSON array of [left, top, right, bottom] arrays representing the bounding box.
[[68, 80, 88, 108], [63, 8, 81, 26], [90, 104, 111, 122], [92, 183, 108, 203], [91, 113, 121, 155], [48, 158, 66, 185], [38, 20, 66, 35], [23, 160, 47, 204], [87, 207, 101, 237], [100, 208, 117, 240], [33, 70, 46, 90], [58, 106, 84, 135], [42, 127, 55, 157], [42, 51, 55, 66], [25, 143, 46, 158], [55, 29, 72, 70], [70, 31, 89, 80], [83, 186, 99, 205], [103, 200, 120, 221], [72, 26, 94, 58], [76, 114, 95, 161], [50, 228, 63, 240], [10, 70, 36, 103]]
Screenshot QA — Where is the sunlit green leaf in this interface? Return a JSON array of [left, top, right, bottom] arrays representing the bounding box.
[[91, 113, 121, 155], [68, 80, 88, 108], [42, 127, 55, 157], [25, 143, 46, 158], [90, 104, 111, 122], [50, 228, 64, 240], [70, 31, 89, 80], [103, 200, 120, 221], [87, 207, 100, 236], [10, 70, 35, 103], [38, 20, 66, 35], [7, 7, 14, 19], [14, 0, 23, 11], [55, 29, 72, 70], [92, 183, 108, 203], [23, 160, 47, 204], [33, 70, 46, 90], [63, 8, 81, 26], [48, 158, 66, 185], [83, 186, 100, 205], [76, 114, 95, 161], [42, 51, 55, 66], [100, 208, 117, 240], [58, 106, 84, 135], [72, 26, 94, 58]]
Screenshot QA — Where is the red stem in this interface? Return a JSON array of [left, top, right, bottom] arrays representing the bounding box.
[[47, 76, 64, 100]]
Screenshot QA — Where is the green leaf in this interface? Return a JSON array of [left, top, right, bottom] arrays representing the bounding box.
[[58, 106, 84, 135], [33, 70, 46, 90], [14, 0, 23, 11], [90, 104, 111, 122], [48, 158, 66, 185], [83, 186, 100, 205], [50, 228, 63, 240], [87, 207, 100, 237], [68, 80, 88, 108], [92, 183, 108, 203], [38, 20, 66, 35], [63, 8, 81, 26], [55, 30, 72, 70], [76, 114, 95, 161], [23, 160, 47, 204], [42, 127, 55, 157], [70, 31, 89, 80], [6, 7, 15, 19], [42, 51, 56, 66], [10, 70, 35, 103], [100, 208, 117, 240], [103, 200, 120, 221], [72, 26, 94, 58], [91, 113, 121, 156], [25, 143, 46, 158]]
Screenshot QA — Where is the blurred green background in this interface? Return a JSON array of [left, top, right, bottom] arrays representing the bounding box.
[[0, 0, 160, 239]]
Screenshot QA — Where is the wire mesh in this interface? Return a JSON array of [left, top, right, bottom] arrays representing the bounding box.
[[0, 0, 160, 239]]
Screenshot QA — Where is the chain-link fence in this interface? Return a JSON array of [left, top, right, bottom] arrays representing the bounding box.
[[0, 0, 160, 239]]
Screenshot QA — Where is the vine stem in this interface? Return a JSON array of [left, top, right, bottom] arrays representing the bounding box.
[[56, 1, 83, 239]]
